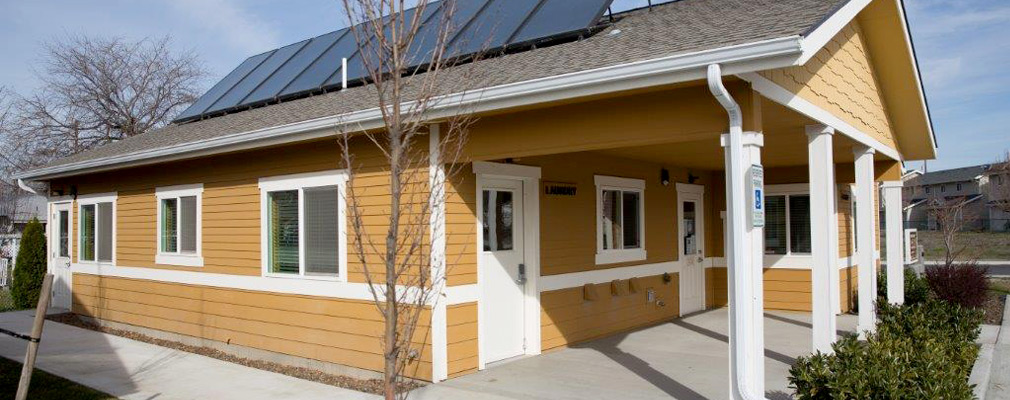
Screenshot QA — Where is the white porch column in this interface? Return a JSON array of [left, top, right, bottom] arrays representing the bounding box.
[[721, 131, 765, 396], [882, 181, 905, 304], [806, 125, 838, 353], [428, 125, 449, 382], [853, 146, 877, 335]]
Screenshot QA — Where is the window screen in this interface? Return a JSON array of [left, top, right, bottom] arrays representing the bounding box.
[[789, 195, 811, 254], [97, 202, 113, 262], [180, 196, 198, 253], [161, 198, 178, 253], [764, 196, 787, 255], [304, 186, 339, 275], [268, 190, 300, 274], [80, 204, 96, 261]]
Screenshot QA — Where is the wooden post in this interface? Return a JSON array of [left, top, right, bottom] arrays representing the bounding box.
[[15, 274, 53, 400]]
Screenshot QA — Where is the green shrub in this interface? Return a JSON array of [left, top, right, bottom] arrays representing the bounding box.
[[11, 218, 47, 309], [877, 268, 930, 306], [790, 299, 982, 399]]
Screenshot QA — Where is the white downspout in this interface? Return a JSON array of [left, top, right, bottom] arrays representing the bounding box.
[[17, 179, 37, 194], [707, 63, 766, 400]]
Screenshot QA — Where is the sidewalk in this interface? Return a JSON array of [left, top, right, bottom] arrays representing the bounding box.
[[0, 309, 379, 400]]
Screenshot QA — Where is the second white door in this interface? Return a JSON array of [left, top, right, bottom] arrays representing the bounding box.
[[479, 178, 527, 364], [678, 185, 705, 315]]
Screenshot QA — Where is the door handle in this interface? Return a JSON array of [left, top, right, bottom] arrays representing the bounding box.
[[516, 263, 527, 285]]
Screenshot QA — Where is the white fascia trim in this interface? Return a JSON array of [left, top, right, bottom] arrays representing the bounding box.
[[540, 261, 679, 292], [472, 161, 541, 179], [737, 72, 902, 161], [797, 0, 872, 65], [19, 37, 805, 182], [595, 249, 648, 265], [595, 175, 646, 190], [892, 0, 938, 153]]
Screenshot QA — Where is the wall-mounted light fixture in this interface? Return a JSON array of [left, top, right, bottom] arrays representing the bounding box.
[[660, 168, 670, 186], [687, 172, 699, 184]]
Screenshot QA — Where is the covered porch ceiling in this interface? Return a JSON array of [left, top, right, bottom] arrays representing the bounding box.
[[594, 96, 890, 171]]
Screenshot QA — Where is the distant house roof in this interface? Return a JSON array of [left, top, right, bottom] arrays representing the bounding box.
[[19, 0, 848, 179], [1, 194, 47, 225], [905, 165, 988, 187]]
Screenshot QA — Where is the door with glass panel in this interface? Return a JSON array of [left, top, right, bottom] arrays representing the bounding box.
[[49, 202, 73, 309], [678, 186, 705, 315], [479, 178, 526, 365]]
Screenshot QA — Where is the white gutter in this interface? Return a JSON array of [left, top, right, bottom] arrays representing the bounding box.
[[707, 64, 766, 400], [15, 35, 806, 181]]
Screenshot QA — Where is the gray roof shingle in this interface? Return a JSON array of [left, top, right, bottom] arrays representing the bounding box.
[[906, 165, 988, 186], [38, 0, 844, 170]]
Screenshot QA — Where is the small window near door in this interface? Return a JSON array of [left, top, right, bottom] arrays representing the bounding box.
[[482, 190, 514, 251], [683, 201, 696, 256], [595, 175, 646, 264], [763, 194, 811, 255], [58, 210, 69, 258], [78, 196, 115, 263]]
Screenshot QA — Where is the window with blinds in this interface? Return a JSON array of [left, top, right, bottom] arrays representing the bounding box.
[[268, 190, 300, 274], [260, 171, 346, 279], [79, 201, 114, 263], [159, 195, 199, 254], [764, 194, 811, 255], [601, 188, 642, 250], [304, 186, 339, 276]]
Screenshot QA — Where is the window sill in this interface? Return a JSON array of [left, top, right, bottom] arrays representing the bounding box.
[[262, 272, 345, 282], [156, 253, 204, 267], [595, 249, 647, 265]]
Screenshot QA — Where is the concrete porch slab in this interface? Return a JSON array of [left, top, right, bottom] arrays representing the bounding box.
[[413, 308, 858, 400]]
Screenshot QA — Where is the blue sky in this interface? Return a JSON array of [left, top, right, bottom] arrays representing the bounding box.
[[1, 0, 1007, 171]]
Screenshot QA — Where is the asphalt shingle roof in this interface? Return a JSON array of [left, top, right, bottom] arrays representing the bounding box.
[[40, 0, 844, 170]]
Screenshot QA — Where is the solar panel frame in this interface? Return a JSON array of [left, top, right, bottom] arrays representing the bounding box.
[[508, 0, 611, 45], [242, 31, 343, 107], [205, 39, 310, 115], [445, 0, 542, 58], [174, 51, 274, 121]]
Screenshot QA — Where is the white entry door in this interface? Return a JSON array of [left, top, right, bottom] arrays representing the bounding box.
[[479, 178, 526, 365], [677, 184, 705, 315], [49, 202, 73, 309]]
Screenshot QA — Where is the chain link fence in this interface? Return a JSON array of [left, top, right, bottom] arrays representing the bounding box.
[[905, 218, 1010, 233]]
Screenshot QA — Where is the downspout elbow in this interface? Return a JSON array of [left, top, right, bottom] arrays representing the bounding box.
[[707, 64, 742, 133], [17, 179, 37, 195]]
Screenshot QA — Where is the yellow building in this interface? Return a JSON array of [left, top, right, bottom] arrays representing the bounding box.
[[16, 0, 934, 385]]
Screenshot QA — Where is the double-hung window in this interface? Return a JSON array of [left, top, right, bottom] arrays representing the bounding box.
[[595, 175, 646, 265], [259, 170, 347, 280], [78, 193, 116, 264], [764, 192, 811, 255], [156, 184, 203, 266]]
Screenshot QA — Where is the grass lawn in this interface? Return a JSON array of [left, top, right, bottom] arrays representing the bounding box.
[[992, 278, 1010, 296], [0, 356, 115, 400], [917, 231, 1010, 261], [0, 290, 15, 313]]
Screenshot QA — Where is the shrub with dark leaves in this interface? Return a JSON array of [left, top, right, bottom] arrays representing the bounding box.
[[925, 261, 989, 309]]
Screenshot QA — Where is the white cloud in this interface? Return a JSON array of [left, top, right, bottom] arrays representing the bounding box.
[[165, 0, 281, 55]]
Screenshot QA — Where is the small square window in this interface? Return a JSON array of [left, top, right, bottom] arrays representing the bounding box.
[[595, 176, 646, 264], [78, 195, 115, 264], [156, 185, 203, 266]]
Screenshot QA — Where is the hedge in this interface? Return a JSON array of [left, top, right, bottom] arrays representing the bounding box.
[[11, 218, 47, 309]]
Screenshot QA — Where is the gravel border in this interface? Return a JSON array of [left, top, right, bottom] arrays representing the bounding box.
[[46, 313, 424, 395]]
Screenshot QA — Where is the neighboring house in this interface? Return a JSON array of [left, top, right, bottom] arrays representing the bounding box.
[[902, 165, 1000, 231], [15, 0, 934, 384], [983, 164, 1010, 232], [0, 193, 48, 286]]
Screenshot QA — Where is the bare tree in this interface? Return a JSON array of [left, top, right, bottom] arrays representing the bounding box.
[[335, 0, 490, 398], [1, 35, 206, 171], [927, 195, 980, 266]]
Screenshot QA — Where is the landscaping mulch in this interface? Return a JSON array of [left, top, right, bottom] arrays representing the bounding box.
[[46, 313, 424, 395]]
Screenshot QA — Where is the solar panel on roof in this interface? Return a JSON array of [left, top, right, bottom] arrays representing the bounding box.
[[175, 0, 613, 122], [242, 31, 343, 106]]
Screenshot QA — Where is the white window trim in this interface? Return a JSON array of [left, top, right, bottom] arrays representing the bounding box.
[[259, 170, 349, 282], [763, 185, 812, 265], [594, 175, 647, 265], [155, 184, 204, 267], [76, 192, 117, 266]]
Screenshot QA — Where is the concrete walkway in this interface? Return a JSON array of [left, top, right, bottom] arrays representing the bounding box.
[[412, 309, 858, 400], [0, 309, 379, 400]]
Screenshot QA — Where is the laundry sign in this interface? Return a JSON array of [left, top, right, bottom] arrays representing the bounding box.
[[749, 164, 765, 228], [544, 182, 577, 197]]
